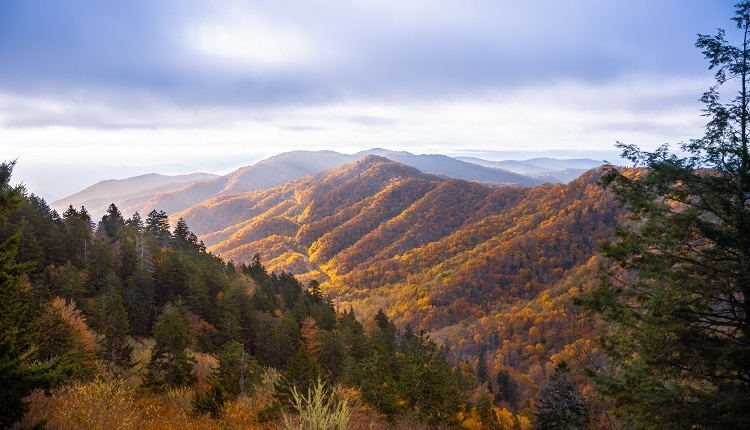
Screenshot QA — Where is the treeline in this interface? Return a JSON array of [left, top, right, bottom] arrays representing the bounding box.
[[0, 162, 551, 429]]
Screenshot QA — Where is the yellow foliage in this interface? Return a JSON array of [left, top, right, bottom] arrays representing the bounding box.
[[24, 379, 140, 430]]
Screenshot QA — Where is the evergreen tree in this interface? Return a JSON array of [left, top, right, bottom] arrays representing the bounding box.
[[476, 345, 490, 389], [124, 264, 155, 336], [146, 302, 196, 389], [145, 209, 171, 246], [0, 161, 42, 428], [399, 330, 463, 425], [215, 340, 259, 397], [85, 238, 114, 293], [172, 217, 204, 252], [495, 367, 519, 408], [582, 3, 750, 428], [61, 205, 93, 267], [535, 361, 588, 430], [98, 203, 125, 241], [91, 280, 132, 367], [34, 298, 95, 383], [371, 308, 397, 354], [276, 347, 322, 406]]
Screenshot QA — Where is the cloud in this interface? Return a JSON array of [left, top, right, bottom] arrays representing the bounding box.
[[0, 0, 729, 112], [0, 0, 734, 183]]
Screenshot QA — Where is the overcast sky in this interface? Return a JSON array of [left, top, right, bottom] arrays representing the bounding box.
[[0, 0, 737, 200]]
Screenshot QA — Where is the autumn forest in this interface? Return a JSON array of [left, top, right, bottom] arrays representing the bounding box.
[[3, 2, 750, 429]]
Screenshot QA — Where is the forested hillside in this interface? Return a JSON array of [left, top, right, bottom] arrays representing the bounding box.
[[0, 157, 616, 429], [171, 154, 621, 422]]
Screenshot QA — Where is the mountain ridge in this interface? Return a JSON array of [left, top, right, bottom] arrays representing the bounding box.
[[51, 149, 603, 219]]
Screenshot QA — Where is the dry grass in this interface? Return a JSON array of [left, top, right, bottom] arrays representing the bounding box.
[[21, 368, 396, 430]]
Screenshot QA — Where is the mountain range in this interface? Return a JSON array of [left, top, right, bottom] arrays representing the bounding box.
[[51, 149, 603, 219], [163, 154, 617, 384], [45, 149, 618, 408]]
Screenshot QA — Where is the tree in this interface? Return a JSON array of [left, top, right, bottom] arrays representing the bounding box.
[[61, 205, 93, 267], [145, 209, 171, 246], [97, 203, 125, 241], [215, 340, 260, 397], [535, 361, 588, 430], [476, 345, 490, 389], [495, 367, 519, 408], [172, 217, 204, 253], [581, 3, 750, 428], [0, 161, 42, 428], [398, 330, 464, 425], [145, 302, 196, 389], [91, 280, 132, 367], [124, 264, 155, 336]]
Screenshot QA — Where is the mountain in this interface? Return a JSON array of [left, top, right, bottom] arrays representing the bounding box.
[[171, 156, 618, 374], [10, 154, 620, 420], [457, 156, 604, 183], [358, 148, 545, 186], [50, 172, 218, 218], [117, 151, 358, 218], [52, 149, 557, 221]]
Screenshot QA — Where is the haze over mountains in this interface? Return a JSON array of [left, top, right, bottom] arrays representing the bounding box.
[[51, 149, 604, 219]]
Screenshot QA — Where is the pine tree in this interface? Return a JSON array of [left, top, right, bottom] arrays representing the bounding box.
[[145, 209, 171, 246], [91, 280, 132, 367], [535, 361, 588, 430], [581, 2, 750, 428], [0, 161, 41, 428], [98, 203, 125, 241], [215, 340, 259, 397], [61, 205, 93, 267], [495, 367, 519, 408], [146, 302, 196, 389]]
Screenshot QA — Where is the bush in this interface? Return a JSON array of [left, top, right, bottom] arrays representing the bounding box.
[[282, 377, 351, 430]]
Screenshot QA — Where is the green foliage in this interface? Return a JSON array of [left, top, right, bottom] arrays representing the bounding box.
[[90, 281, 133, 367], [145, 209, 171, 244], [97, 203, 125, 241], [215, 340, 260, 397], [535, 361, 588, 430], [580, 3, 750, 428], [60, 205, 93, 267], [398, 330, 464, 425], [146, 302, 196, 389], [33, 299, 95, 383], [124, 264, 156, 337], [276, 347, 322, 406], [496, 368, 519, 407], [0, 161, 51, 428], [192, 378, 229, 418]]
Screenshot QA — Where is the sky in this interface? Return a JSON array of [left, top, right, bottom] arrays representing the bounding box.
[[0, 0, 737, 201]]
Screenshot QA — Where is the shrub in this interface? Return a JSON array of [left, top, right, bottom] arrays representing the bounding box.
[[282, 377, 351, 430]]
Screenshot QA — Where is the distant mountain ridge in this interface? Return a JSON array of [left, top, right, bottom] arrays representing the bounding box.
[[50, 172, 218, 216], [456, 156, 603, 183], [51, 149, 604, 219]]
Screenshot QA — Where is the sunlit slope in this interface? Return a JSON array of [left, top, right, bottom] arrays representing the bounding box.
[[175, 155, 615, 325]]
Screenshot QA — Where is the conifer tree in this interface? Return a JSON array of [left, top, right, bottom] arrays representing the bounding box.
[[92, 280, 132, 367], [0, 161, 41, 428], [145, 302, 196, 389], [145, 209, 171, 246], [535, 361, 588, 430], [582, 2, 750, 428], [98, 203, 125, 241]]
